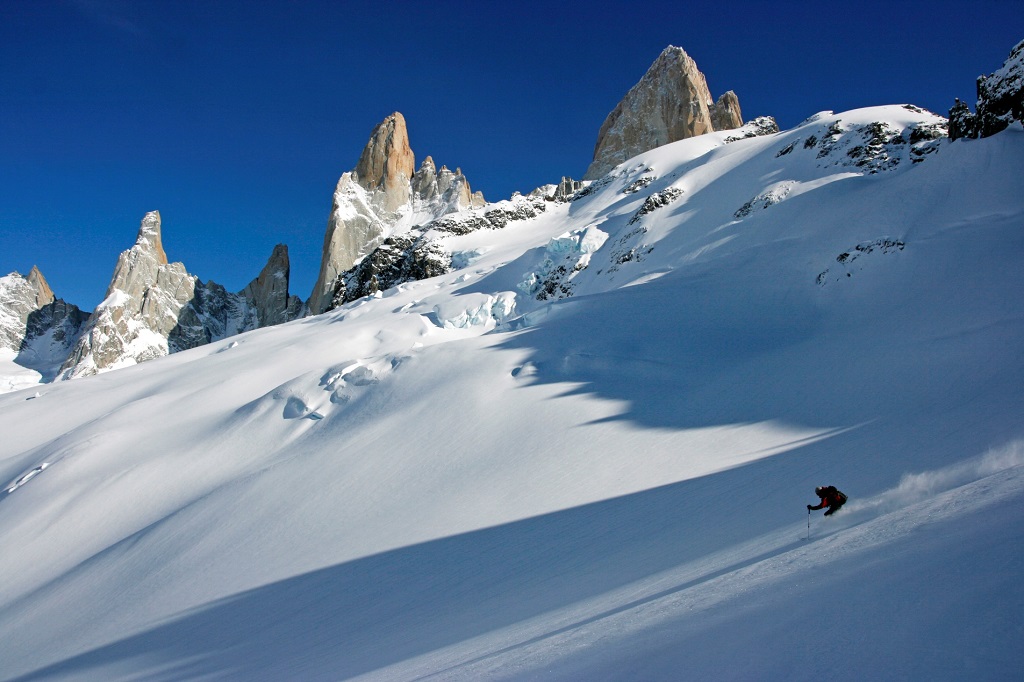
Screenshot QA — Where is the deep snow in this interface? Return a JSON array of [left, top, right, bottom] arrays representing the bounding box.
[[1, 107, 1022, 681]]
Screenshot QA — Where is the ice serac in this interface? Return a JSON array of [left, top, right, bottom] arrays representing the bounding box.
[[584, 46, 743, 180], [308, 113, 485, 315]]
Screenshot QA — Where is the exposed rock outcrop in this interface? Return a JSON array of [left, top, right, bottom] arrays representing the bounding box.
[[240, 244, 303, 327], [723, 116, 780, 142], [353, 112, 416, 213], [308, 113, 485, 315], [554, 177, 585, 201], [412, 157, 485, 215], [950, 39, 1024, 140], [710, 91, 743, 132], [329, 194, 548, 307], [584, 46, 744, 180], [329, 233, 451, 308], [25, 266, 55, 309]]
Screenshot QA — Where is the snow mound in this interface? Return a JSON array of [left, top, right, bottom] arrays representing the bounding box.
[[431, 292, 517, 330], [4, 462, 50, 494]]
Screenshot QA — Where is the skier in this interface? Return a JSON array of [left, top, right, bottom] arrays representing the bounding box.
[[807, 485, 847, 516]]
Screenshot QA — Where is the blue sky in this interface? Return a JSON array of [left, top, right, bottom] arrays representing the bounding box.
[[2, 0, 1021, 311]]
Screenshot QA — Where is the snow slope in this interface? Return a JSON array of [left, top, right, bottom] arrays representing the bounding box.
[[1, 107, 1022, 681]]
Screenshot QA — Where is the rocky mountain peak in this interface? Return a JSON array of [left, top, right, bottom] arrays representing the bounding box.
[[1, 267, 88, 388], [135, 210, 168, 265], [308, 113, 484, 315], [711, 90, 743, 132], [353, 112, 415, 213], [240, 244, 303, 327], [583, 45, 744, 180], [60, 212, 195, 378], [26, 266, 55, 308], [950, 39, 1024, 140], [59, 212, 300, 379], [412, 156, 439, 201]]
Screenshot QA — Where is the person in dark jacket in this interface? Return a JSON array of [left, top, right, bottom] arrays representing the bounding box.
[[808, 485, 847, 516]]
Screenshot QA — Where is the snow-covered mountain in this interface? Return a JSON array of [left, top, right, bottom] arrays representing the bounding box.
[[0, 267, 87, 392], [307, 111, 486, 315], [58, 211, 303, 380], [1, 41, 1023, 681], [0, 113, 485, 387]]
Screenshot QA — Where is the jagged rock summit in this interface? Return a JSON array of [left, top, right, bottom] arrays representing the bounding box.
[[353, 112, 416, 213], [308, 112, 485, 315], [949, 39, 1024, 140], [60, 210, 198, 378], [239, 243, 303, 327], [59, 211, 301, 379], [584, 46, 745, 180]]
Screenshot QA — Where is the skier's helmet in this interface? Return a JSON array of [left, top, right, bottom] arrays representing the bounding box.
[[815, 486, 826, 496]]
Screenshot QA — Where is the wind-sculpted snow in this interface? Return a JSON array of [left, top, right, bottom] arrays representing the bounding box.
[[4, 462, 50, 494], [1, 102, 1023, 681]]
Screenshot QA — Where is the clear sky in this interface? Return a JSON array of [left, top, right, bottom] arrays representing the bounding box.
[[2, 0, 1021, 311]]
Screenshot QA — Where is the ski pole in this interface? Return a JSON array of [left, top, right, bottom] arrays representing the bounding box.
[[806, 507, 811, 541]]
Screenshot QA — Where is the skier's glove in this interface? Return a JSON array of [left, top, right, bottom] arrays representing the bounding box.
[[806, 505, 812, 510]]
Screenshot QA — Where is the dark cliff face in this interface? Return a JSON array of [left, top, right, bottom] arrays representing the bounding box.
[[950, 39, 1024, 141]]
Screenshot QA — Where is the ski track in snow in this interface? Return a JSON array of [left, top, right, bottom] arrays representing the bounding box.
[[374, 448, 1024, 681]]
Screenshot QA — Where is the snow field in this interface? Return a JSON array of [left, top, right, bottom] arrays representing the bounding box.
[[0, 109, 1022, 680]]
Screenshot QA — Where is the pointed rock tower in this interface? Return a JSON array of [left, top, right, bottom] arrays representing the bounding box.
[[240, 244, 303, 327], [60, 212, 302, 379], [584, 46, 744, 180], [353, 112, 416, 213], [710, 90, 744, 132], [59, 211, 196, 378], [308, 112, 484, 315]]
